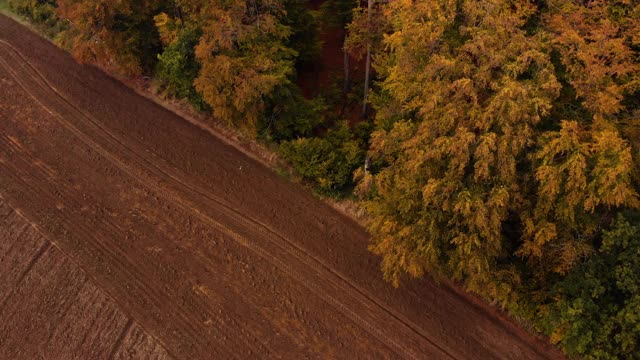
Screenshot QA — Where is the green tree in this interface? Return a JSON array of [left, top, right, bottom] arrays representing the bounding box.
[[282, 0, 321, 65], [281, 121, 364, 194], [7, 0, 65, 37], [260, 85, 326, 141], [154, 18, 206, 108], [544, 214, 640, 359]]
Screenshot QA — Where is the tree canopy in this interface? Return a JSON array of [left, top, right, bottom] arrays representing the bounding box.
[[353, 0, 639, 354], [9, 0, 640, 357]]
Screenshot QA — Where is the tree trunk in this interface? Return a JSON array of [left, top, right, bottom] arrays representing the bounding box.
[[343, 34, 350, 93], [173, 1, 184, 24], [362, 44, 371, 116], [362, 0, 373, 117]]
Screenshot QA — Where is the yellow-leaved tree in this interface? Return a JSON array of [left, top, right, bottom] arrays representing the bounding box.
[[518, 0, 640, 280], [192, 0, 296, 133], [359, 0, 562, 304], [56, 0, 161, 75], [358, 0, 639, 306]]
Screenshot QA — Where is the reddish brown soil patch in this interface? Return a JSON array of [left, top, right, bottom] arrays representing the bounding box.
[[0, 200, 171, 359], [296, 0, 366, 100], [296, 25, 348, 99], [295, 1, 368, 121], [0, 14, 564, 359]]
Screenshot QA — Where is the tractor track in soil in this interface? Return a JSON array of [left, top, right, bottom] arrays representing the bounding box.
[[0, 14, 565, 360], [0, 198, 173, 360]]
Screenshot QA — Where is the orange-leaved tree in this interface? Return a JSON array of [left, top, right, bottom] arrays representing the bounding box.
[[358, 0, 562, 304], [358, 0, 639, 307], [192, 0, 296, 133], [56, 0, 161, 76], [518, 0, 640, 279]]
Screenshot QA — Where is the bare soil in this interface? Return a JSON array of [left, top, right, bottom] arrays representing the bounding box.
[[0, 14, 564, 359], [0, 200, 171, 360]]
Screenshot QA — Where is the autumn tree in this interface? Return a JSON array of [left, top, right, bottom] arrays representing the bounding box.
[[546, 0, 640, 122], [520, 120, 638, 278], [56, 0, 162, 75], [519, 0, 640, 280], [153, 0, 327, 141], [358, 0, 639, 347], [7, 0, 64, 37], [357, 0, 564, 303], [192, 0, 296, 133]]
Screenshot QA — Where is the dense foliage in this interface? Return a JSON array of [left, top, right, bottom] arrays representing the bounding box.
[[5, 0, 639, 357], [6, 0, 65, 37], [55, 0, 162, 75], [281, 121, 365, 194], [543, 214, 640, 359], [355, 0, 640, 357]]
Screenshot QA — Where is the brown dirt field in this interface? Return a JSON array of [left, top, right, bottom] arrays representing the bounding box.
[[0, 200, 171, 359], [0, 14, 565, 359]]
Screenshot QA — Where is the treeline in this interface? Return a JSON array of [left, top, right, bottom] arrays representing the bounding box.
[[356, 2, 640, 358], [5, 0, 640, 358], [6, 0, 370, 194]]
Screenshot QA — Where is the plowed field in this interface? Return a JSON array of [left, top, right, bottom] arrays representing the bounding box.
[[0, 14, 564, 359]]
